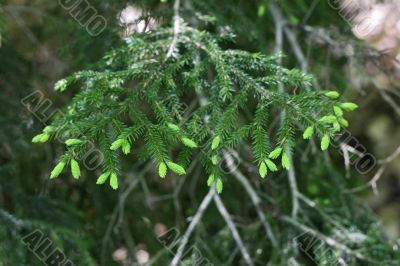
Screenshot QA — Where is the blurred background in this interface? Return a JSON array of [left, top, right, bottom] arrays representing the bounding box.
[[0, 0, 399, 265]]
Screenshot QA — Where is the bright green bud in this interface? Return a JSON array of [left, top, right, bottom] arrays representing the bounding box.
[[70, 159, 81, 179], [40, 134, 50, 142], [159, 162, 167, 178], [319, 116, 337, 123], [65, 139, 83, 146], [110, 139, 124, 150], [211, 155, 219, 165], [340, 102, 358, 111], [269, 147, 282, 159], [207, 174, 215, 186], [259, 162, 268, 178], [216, 178, 223, 194], [43, 126, 54, 134], [211, 136, 221, 150], [181, 137, 198, 148], [333, 122, 341, 132], [258, 4, 266, 17], [121, 141, 131, 155], [96, 172, 110, 184], [50, 161, 66, 179], [338, 117, 349, 127], [110, 173, 118, 190], [32, 134, 43, 143], [333, 106, 343, 117], [321, 134, 330, 151], [166, 162, 186, 176], [32, 133, 50, 143], [324, 91, 340, 99], [167, 123, 180, 132], [303, 126, 314, 140], [265, 159, 278, 172], [281, 152, 290, 170]]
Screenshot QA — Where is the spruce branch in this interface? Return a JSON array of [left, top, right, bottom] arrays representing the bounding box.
[[32, 22, 356, 191]]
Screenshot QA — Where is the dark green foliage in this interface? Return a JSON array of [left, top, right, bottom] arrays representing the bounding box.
[[1, 1, 399, 265], [34, 24, 356, 189]]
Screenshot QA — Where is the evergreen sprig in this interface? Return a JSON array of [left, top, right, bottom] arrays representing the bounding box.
[[33, 25, 357, 191]]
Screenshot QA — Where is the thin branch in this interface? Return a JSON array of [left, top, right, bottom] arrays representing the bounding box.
[[345, 144, 400, 194], [4, 7, 39, 45], [271, 3, 284, 67], [286, 149, 300, 218], [269, 4, 307, 73], [301, 0, 320, 25], [166, 0, 181, 59], [213, 193, 255, 266], [280, 215, 380, 264], [223, 151, 278, 247], [117, 163, 153, 227], [169, 186, 216, 266], [345, 166, 386, 195], [0, 208, 24, 228], [339, 143, 364, 178], [378, 145, 400, 164], [297, 192, 365, 239], [377, 88, 400, 117], [270, 3, 301, 219], [269, 3, 321, 91], [101, 164, 151, 266]]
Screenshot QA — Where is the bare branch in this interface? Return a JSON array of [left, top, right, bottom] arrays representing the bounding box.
[[280, 215, 380, 264], [378, 145, 400, 164], [378, 88, 400, 117], [223, 151, 278, 247], [286, 149, 300, 218], [166, 0, 181, 59], [345, 166, 386, 195], [213, 193, 255, 266], [169, 186, 216, 266]]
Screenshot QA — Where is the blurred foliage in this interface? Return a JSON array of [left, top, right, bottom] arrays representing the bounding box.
[[0, 0, 399, 265]]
